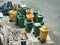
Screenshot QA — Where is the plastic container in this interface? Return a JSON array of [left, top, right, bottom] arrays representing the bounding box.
[[37, 15, 44, 23], [33, 9, 38, 22], [39, 25, 49, 43], [17, 15, 25, 27], [14, 4, 19, 11], [26, 9, 31, 15], [33, 23, 41, 37], [9, 10, 17, 21], [25, 19, 33, 33], [33, 9, 38, 15], [15, 12, 20, 25], [18, 7, 25, 15], [26, 14, 34, 20]]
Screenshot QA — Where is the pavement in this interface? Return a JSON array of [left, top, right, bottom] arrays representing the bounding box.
[[19, 0, 60, 45], [0, 0, 60, 45]]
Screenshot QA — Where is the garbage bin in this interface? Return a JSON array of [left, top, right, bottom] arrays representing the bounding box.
[[39, 25, 49, 43], [33, 9, 38, 22], [26, 14, 34, 20], [33, 23, 41, 37], [18, 7, 30, 16], [25, 19, 33, 33], [9, 10, 17, 21], [14, 4, 19, 11], [15, 12, 20, 25], [18, 7, 25, 15], [37, 15, 44, 23], [26, 9, 31, 15], [17, 14, 25, 27]]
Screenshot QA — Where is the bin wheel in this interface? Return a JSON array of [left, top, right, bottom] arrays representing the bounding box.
[[33, 32, 34, 34], [35, 35, 37, 37], [9, 20, 13, 22], [38, 37, 40, 40], [40, 40, 46, 43]]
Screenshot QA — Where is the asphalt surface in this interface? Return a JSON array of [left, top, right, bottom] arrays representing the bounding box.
[[1, 0, 60, 45]]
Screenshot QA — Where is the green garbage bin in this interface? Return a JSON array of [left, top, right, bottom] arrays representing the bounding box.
[[23, 7, 30, 16], [15, 12, 20, 25], [37, 15, 44, 23], [17, 14, 25, 27], [33, 9, 38, 22], [33, 23, 41, 37], [18, 6, 30, 16], [25, 19, 33, 33], [18, 7, 24, 14]]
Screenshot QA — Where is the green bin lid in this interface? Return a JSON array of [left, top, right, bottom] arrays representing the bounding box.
[[34, 23, 41, 27], [26, 19, 32, 22], [17, 15, 25, 19], [33, 9, 38, 13], [38, 15, 43, 18]]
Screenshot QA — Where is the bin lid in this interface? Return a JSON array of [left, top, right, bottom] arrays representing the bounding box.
[[17, 15, 25, 19], [37, 14, 43, 18], [41, 25, 47, 29], [38, 15, 43, 18], [34, 23, 41, 27], [26, 20, 33, 24], [33, 9, 38, 13], [39, 28, 49, 32]]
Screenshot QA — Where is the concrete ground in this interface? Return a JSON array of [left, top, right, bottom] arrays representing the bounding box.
[[0, 0, 60, 45], [19, 0, 60, 45]]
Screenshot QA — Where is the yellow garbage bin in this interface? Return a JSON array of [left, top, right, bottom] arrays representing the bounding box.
[[26, 14, 34, 20], [26, 9, 34, 20], [14, 4, 19, 11], [26, 9, 31, 15], [9, 10, 17, 21], [39, 25, 49, 43]]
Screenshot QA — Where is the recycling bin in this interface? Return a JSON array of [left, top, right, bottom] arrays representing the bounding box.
[[33, 23, 41, 37], [37, 15, 44, 23], [9, 10, 17, 21], [26, 9, 34, 20], [18, 7, 30, 17], [26, 14, 34, 20], [14, 4, 19, 11], [26, 9, 31, 15], [33, 9, 38, 22], [39, 25, 49, 43], [22, 7, 30, 16], [18, 7, 25, 15], [15, 12, 20, 25], [17, 15, 25, 27], [25, 19, 33, 33]]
